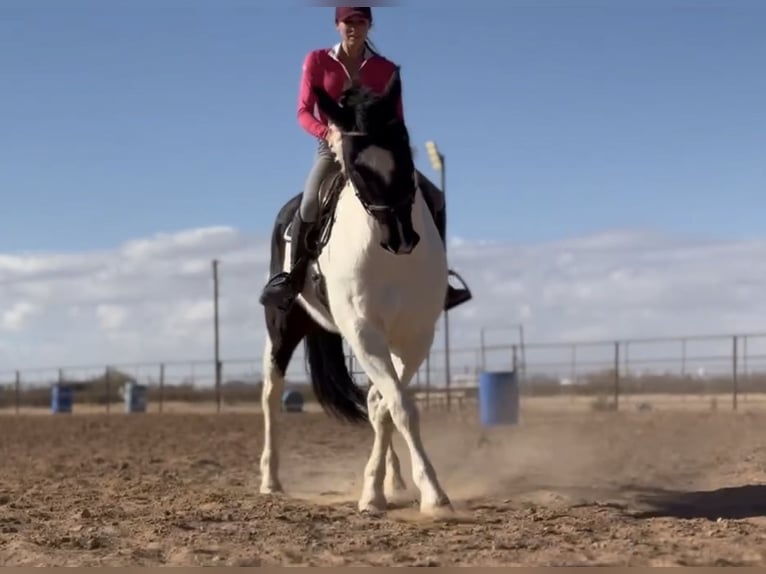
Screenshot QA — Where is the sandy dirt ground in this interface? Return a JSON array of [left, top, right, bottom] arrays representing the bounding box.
[[2, 400, 766, 566]]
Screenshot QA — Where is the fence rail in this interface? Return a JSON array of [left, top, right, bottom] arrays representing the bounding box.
[[1, 331, 764, 415]]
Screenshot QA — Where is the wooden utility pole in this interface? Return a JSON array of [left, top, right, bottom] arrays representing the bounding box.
[[212, 259, 222, 413]]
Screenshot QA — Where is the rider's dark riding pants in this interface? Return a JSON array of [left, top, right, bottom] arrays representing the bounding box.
[[299, 139, 339, 223]]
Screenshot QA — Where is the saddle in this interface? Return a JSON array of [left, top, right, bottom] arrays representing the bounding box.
[[282, 171, 348, 309], [284, 171, 346, 245]]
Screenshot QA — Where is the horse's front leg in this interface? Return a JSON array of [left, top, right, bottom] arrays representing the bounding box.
[[360, 386, 408, 512], [359, 386, 394, 512], [343, 321, 451, 515]]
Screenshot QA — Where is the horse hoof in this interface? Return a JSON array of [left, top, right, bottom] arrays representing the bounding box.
[[260, 481, 284, 495], [420, 496, 454, 517], [358, 495, 388, 514]]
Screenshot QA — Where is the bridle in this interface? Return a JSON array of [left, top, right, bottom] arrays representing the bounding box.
[[333, 122, 417, 218]]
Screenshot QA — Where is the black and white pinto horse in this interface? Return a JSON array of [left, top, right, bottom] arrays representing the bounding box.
[[260, 68, 452, 515]]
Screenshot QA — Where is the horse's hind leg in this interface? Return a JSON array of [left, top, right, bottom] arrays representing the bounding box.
[[260, 335, 284, 494], [386, 438, 406, 493], [260, 304, 315, 494]]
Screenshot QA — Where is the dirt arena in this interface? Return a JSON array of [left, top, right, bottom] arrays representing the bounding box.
[[2, 398, 766, 566]]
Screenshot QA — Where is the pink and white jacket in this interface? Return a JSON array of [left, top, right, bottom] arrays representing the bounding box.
[[297, 42, 404, 140]]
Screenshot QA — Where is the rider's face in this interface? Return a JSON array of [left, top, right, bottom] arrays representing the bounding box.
[[337, 16, 370, 47]]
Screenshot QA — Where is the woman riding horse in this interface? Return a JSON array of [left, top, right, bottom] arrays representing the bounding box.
[[259, 6, 472, 313]]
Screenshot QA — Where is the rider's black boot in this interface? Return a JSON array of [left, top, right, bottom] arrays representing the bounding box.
[[259, 210, 316, 312]]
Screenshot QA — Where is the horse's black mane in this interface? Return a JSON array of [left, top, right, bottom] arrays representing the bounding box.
[[337, 83, 399, 136], [339, 83, 379, 107]]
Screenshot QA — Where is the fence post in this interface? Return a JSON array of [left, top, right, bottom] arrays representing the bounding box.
[[512, 344, 518, 372], [159, 363, 165, 414], [570, 344, 577, 383], [732, 335, 738, 411], [445, 317, 452, 413], [216, 359, 222, 414], [425, 352, 431, 411], [614, 341, 620, 410], [743, 335, 749, 381], [480, 328, 486, 371], [15, 370, 20, 415], [105, 366, 111, 414]]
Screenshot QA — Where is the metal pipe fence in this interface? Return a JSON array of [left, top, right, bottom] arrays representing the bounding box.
[[1, 331, 765, 415]]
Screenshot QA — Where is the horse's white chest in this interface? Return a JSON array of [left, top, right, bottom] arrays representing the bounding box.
[[320, 188, 446, 316]]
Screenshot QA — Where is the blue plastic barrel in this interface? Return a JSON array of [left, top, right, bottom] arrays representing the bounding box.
[[124, 382, 148, 414], [281, 389, 304, 413], [479, 371, 519, 426], [51, 384, 73, 414]]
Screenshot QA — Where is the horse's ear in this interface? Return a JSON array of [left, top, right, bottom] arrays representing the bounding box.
[[312, 86, 347, 128]]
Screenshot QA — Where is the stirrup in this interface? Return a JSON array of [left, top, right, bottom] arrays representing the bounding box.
[[445, 269, 472, 311]]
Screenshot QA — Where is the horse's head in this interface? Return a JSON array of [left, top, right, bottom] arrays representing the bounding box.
[[312, 68, 419, 255]]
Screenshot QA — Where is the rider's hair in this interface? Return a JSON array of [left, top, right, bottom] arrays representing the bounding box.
[[365, 38, 379, 55]]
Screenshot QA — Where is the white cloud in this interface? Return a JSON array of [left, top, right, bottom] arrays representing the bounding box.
[[96, 304, 128, 331], [1, 226, 765, 385], [1, 301, 41, 332]]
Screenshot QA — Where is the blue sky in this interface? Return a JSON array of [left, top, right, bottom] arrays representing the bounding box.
[[2, 0, 764, 253]]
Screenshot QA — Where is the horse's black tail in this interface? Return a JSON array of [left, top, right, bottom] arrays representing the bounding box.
[[305, 329, 368, 424]]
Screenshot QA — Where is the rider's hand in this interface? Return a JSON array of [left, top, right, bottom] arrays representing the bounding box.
[[325, 124, 340, 146]]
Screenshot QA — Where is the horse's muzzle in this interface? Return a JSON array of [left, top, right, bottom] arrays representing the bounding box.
[[381, 232, 419, 255], [378, 209, 420, 255]]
